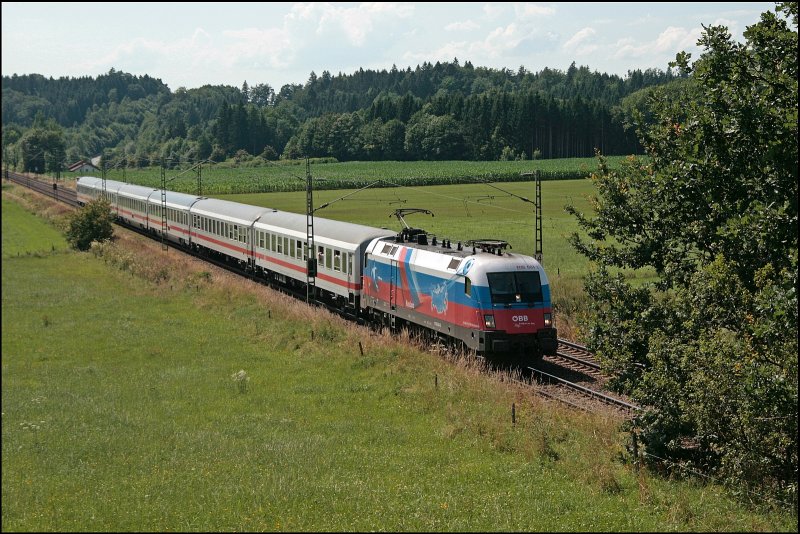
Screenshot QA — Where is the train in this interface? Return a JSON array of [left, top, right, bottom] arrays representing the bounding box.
[[77, 176, 557, 362]]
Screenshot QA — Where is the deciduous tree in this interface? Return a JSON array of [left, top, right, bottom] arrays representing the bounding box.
[[567, 4, 797, 505]]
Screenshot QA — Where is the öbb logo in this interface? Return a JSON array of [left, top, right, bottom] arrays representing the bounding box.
[[512, 315, 529, 322]]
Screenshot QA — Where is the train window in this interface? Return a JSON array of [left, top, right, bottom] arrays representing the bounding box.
[[318, 246, 325, 265], [325, 248, 333, 270], [486, 271, 543, 304], [347, 253, 353, 275], [381, 244, 393, 254], [448, 258, 461, 270], [283, 236, 289, 255], [276, 236, 283, 254], [259, 232, 265, 249], [390, 246, 399, 256], [515, 271, 543, 302], [290, 239, 296, 257], [333, 250, 341, 272], [296, 240, 303, 259], [465, 277, 472, 297]]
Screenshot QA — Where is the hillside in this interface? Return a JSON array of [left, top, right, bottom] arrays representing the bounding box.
[[2, 61, 678, 171]]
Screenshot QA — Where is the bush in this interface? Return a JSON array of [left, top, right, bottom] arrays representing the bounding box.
[[65, 198, 114, 250]]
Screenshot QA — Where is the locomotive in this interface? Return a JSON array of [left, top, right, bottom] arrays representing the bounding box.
[[77, 177, 557, 361]]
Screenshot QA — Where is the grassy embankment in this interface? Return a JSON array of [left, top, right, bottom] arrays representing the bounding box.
[[2, 183, 795, 531]]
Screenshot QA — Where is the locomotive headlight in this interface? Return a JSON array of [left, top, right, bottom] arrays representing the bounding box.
[[543, 313, 552, 327], [483, 314, 496, 329]]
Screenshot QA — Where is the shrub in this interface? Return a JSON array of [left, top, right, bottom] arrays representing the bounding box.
[[65, 198, 114, 251]]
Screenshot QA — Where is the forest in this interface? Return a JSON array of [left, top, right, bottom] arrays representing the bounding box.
[[1, 60, 679, 171]]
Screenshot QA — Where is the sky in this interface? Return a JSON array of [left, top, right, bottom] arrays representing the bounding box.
[[2, 2, 776, 91]]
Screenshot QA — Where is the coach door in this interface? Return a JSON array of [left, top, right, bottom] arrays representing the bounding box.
[[389, 259, 399, 310], [247, 226, 256, 269]]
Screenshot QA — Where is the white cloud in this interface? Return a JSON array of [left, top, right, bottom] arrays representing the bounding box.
[[445, 20, 480, 32], [614, 25, 703, 59], [222, 27, 295, 68], [77, 28, 234, 74], [78, 2, 419, 83], [315, 2, 415, 46], [563, 27, 596, 51], [285, 2, 415, 47], [483, 3, 506, 19], [471, 23, 527, 58], [514, 3, 556, 20]]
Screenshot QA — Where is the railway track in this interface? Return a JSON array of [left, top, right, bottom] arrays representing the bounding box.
[[5, 171, 79, 207], [527, 364, 640, 415], [6, 171, 640, 415], [520, 338, 639, 415]]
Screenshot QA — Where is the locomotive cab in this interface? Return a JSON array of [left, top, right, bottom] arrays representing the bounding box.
[[362, 233, 557, 364], [478, 268, 558, 357]]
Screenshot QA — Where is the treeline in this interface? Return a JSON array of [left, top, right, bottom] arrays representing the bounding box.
[[210, 60, 673, 162], [2, 60, 679, 170], [2, 69, 169, 127]]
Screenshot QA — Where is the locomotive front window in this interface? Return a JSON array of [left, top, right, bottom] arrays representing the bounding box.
[[486, 271, 543, 304]]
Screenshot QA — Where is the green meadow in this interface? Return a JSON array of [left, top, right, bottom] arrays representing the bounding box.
[[2, 184, 795, 531], [2, 196, 69, 258], [96, 156, 632, 194]]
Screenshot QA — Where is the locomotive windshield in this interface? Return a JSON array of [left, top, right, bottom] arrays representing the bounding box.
[[486, 271, 543, 304]]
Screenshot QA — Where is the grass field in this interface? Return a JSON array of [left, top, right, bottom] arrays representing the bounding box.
[[1, 195, 69, 258], [93, 156, 634, 195], [2, 184, 795, 531]]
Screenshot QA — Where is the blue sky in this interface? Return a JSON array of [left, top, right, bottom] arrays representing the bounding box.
[[2, 2, 775, 91]]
